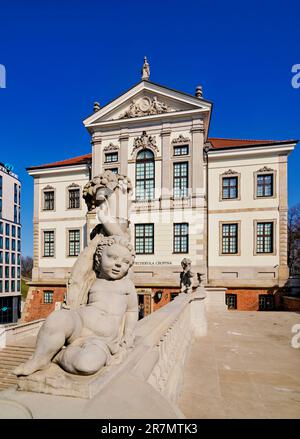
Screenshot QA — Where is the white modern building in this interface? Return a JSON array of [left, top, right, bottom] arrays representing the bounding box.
[[23, 61, 297, 321], [0, 163, 21, 324]]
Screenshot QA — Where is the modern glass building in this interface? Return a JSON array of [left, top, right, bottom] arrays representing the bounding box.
[[0, 162, 21, 324]]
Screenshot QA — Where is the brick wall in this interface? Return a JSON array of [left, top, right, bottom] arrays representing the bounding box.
[[226, 287, 282, 311], [282, 296, 300, 312], [23, 286, 67, 322]]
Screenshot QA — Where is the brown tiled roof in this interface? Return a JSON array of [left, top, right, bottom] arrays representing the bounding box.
[[27, 153, 92, 170], [209, 138, 295, 149], [27, 138, 297, 170]]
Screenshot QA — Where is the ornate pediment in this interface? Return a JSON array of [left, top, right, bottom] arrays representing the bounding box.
[[119, 96, 173, 119], [43, 185, 54, 191], [132, 131, 159, 155], [103, 142, 119, 152], [172, 134, 191, 144], [257, 166, 273, 172]]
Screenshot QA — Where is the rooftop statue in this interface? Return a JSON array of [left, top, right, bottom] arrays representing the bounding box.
[[15, 170, 138, 377]]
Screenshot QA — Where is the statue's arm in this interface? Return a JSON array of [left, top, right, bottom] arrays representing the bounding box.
[[122, 280, 138, 347]]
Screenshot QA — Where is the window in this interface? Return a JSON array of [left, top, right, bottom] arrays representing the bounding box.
[[0, 266, 2, 277], [17, 267, 20, 278], [259, 294, 274, 311], [226, 294, 237, 309], [17, 254, 20, 265], [0, 236, 2, 248], [14, 205, 17, 223], [256, 222, 274, 253], [173, 223, 189, 253], [68, 229, 80, 257], [257, 174, 273, 197], [136, 149, 155, 201], [11, 253, 15, 264], [17, 240, 20, 252], [43, 231, 55, 257], [222, 223, 238, 254], [222, 176, 238, 199], [0, 297, 13, 324], [5, 252, 9, 264], [105, 168, 118, 174], [0, 221, 2, 234], [11, 267, 15, 278], [173, 162, 188, 198], [5, 280, 9, 292], [14, 183, 18, 204], [44, 190, 55, 210], [68, 188, 80, 209], [0, 280, 2, 292], [0, 251, 2, 263], [5, 266, 9, 278], [17, 280, 20, 292], [170, 292, 179, 301], [5, 223, 9, 235], [135, 224, 154, 254], [5, 238, 9, 250], [105, 152, 118, 163], [17, 227, 21, 239], [12, 239, 16, 251], [44, 291, 53, 304], [174, 145, 189, 156], [12, 225, 16, 237], [11, 280, 15, 292]]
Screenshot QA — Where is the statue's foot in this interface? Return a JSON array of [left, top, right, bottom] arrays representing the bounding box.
[[13, 356, 50, 376]]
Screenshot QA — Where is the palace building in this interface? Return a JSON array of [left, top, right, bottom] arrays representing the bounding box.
[[0, 163, 22, 324], [23, 60, 297, 321]]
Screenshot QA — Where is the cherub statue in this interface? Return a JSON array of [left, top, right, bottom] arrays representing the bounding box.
[[15, 171, 137, 377], [14, 235, 137, 376], [180, 258, 200, 294]]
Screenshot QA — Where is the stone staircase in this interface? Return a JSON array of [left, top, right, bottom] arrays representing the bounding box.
[[0, 345, 34, 390]]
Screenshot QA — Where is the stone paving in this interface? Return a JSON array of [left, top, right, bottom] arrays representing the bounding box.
[[179, 310, 300, 419]]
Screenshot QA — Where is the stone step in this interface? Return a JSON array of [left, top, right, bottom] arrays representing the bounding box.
[[0, 345, 33, 389]]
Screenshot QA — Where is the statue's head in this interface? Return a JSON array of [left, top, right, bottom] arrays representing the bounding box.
[[83, 171, 132, 211], [181, 258, 191, 270], [93, 235, 135, 280]]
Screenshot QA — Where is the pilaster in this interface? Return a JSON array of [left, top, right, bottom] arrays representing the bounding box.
[[119, 130, 129, 175], [160, 127, 171, 209], [191, 121, 205, 200], [91, 133, 102, 177], [278, 154, 289, 285]]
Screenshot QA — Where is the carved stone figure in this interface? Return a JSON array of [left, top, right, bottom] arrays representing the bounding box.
[[141, 56, 150, 80], [180, 258, 202, 294], [119, 96, 172, 119], [15, 171, 137, 377]]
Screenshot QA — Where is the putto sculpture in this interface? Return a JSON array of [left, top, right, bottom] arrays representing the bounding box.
[[15, 170, 137, 377], [180, 258, 204, 295]]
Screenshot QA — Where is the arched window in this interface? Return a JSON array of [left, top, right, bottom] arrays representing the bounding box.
[[136, 149, 155, 200]]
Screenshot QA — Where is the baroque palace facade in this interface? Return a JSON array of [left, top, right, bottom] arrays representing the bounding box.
[[23, 62, 297, 321]]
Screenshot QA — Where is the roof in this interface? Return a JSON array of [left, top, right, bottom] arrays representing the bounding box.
[[27, 138, 298, 171], [209, 138, 297, 149], [26, 153, 92, 171]]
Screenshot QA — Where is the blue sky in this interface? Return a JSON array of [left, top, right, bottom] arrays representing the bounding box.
[[0, 0, 299, 256]]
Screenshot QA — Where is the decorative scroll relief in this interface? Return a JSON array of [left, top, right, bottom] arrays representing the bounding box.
[[172, 134, 190, 144], [257, 166, 273, 172], [103, 142, 119, 152], [43, 185, 54, 190], [132, 131, 159, 154], [67, 182, 80, 188], [119, 96, 173, 119], [222, 169, 238, 175]]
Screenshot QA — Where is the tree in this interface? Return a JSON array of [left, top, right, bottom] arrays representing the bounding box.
[[21, 256, 33, 279], [288, 204, 300, 275]]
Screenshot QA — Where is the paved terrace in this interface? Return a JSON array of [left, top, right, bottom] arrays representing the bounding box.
[[179, 309, 300, 419]]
